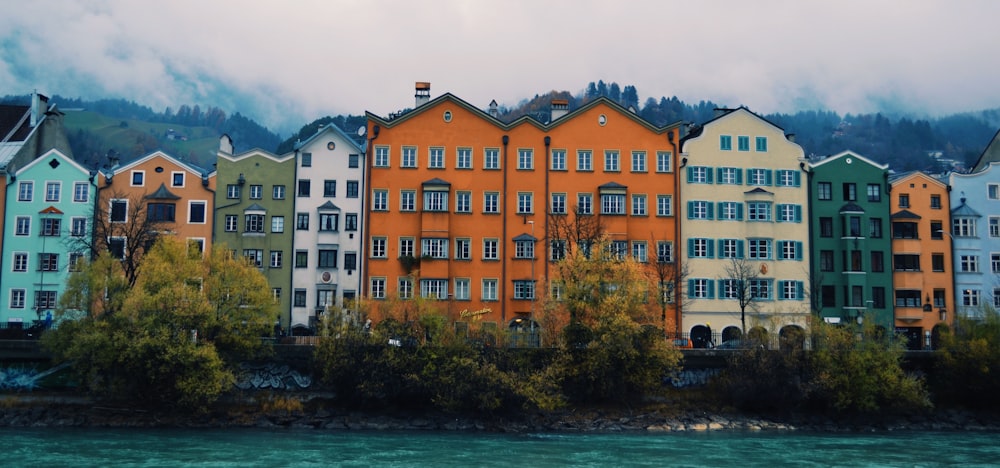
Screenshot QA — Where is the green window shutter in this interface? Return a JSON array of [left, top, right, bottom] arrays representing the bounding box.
[[736, 240, 744, 258], [686, 166, 694, 183], [793, 171, 802, 187], [687, 279, 696, 299], [794, 205, 802, 222], [795, 241, 803, 260], [765, 170, 774, 186], [706, 202, 714, 220], [736, 203, 744, 221], [687, 201, 695, 219], [706, 240, 715, 259], [795, 281, 805, 300], [707, 280, 715, 299], [705, 168, 714, 184], [735, 169, 743, 185], [687, 238, 695, 256]]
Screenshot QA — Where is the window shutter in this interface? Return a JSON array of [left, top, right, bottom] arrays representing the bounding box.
[[716, 167, 724, 182], [706, 202, 714, 220], [794, 205, 802, 222], [737, 240, 745, 258], [745, 169, 752, 185], [687, 238, 695, 256], [687, 279, 695, 299], [793, 171, 802, 187], [795, 241, 803, 260], [706, 240, 715, 258], [707, 280, 715, 299], [736, 203, 744, 221], [686, 166, 694, 183], [735, 169, 743, 185], [796, 281, 805, 300], [705, 168, 714, 184], [765, 170, 774, 186], [687, 201, 694, 219]]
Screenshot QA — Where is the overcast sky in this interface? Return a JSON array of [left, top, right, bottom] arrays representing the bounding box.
[[2, 0, 998, 135]]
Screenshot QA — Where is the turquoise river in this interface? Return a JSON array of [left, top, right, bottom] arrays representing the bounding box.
[[2, 427, 998, 467]]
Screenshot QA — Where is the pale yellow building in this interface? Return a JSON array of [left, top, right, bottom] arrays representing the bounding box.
[[679, 108, 810, 348]]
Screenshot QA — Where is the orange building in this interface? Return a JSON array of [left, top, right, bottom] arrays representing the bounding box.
[[889, 171, 953, 349], [364, 84, 682, 335], [97, 150, 217, 254]]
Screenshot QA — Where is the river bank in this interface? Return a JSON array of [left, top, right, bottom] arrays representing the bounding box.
[[1, 392, 998, 433]]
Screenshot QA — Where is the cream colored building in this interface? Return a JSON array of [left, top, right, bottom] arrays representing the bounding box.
[[679, 108, 810, 347]]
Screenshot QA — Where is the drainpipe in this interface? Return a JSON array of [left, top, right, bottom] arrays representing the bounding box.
[[670, 130, 683, 338], [362, 124, 379, 324], [501, 134, 509, 322], [543, 135, 551, 282], [802, 161, 815, 318]]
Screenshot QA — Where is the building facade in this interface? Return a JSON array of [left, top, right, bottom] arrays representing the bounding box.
[[889, 171, 953, 349], [679, 108, 810, 347], [809, 151, 893, 328], [364, 84, 681, 334], [290, 124, 366, 329], [0, 149, 96, 325], [951, 139, 1000, 320], [214, 136, 295, 330]]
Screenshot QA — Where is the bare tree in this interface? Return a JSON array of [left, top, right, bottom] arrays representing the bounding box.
[[647, 233, 690, 336], [722, 256, 761, 335], [546, 209, 606, 323]]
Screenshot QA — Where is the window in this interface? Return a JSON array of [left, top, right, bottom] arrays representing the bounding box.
[[131, 171, 144, 186], [780, 281, 803, 300], [71, 217, 87, 237], [897, 291, 921, 308], [292, 289, 307, 307], [963, 289, 980, 307], [932, 253, 945, 272], [718, 201, 742, 221], [953, 218, 976, 237], [180, 200, 204, 223], [551, 193, 567, 214], [245, 214, 265, 233], [319, 213, 338, 231], [931, 221, 944, 239], [821, 285, 836, 308], [399, 238, 414, 258], [867, 184, 881, 202], [846, 216, 862, 237], [15, 217, 29, 236], [843, 183, 857, 201], [774, 169, 799, 187], [551, 149, 566, 170], [720, 135, 732, 151], [301, 153, 312, 167], [750, 279, 771, 300], [931, 195, 941, 209], [316, 290, 334, 310], [777, 204, 801, 222], [248, 184, 262, 200], [73, 182, 89, 203], [736, 136, 750, 152], [108, 238, 126, 259], [224, 215, 238, 232], [993, 253, 1000, 273], [455, 238, 471, 260], [147, 203, 176, 222], [373, 190, 388, 211], [990, 184, 1000, 200], [690, 278, 713, 299], [898, 193, 910, 208], [656, 241, 673, 263], [720, 279, 740, 300], [297, 180, 311, 197], [961, 255, 980, 273], [18, 181, 32, 201], [34, 291, 57, 310], [484, 148, 500, 170], [820, 250, 834, 271], [42, 182, 59, 202], [719, 239, 743, 259], [656, 195, 673, 216], [632, 241, 648, 262], [110, 199, 128, 223], [894, 254, 921, 271], [631, 194, 647, 216], [455, 191, 471, 213], [323, 180, 337, 197], [424, 191, 448, 212], [601, 194, 624, 215], [346, 181, 359, 198], [610, 241, 628, 260], [513, 281, 535, 300], [817, 182, 832, 201], [370, 278, 386, 299], [349, 154, 360, 168], [13, 252, 28, 272], [243, 249, 263, 268], [747, 168, 771, 186], [689, 238, 713, 258], [429, 147, 445, 168], [374, 146, 390, 167], [483, 192, 499, 214], [991, 217, 1000, 237], [778, 240, 801, 260], [483, 239, 499, 260], [577, 150, 592, 171], [893, 222, 918, 239], [421, 238, 448, 258], [656, 151, 672, 173], [400, 190, 416, 211], [344, 252, 357, 271], [517, 193, 533, 214], [318, 249, 338, 268], [604, 150, 619, 172], [454, 278, 470, 300], [517, 149, 533, 170], [345, 214, 358, 231], [688, 166, 711, 183], [402, 147, 416, 167], [871, 251, 885, 272], [10, 289, 25, 309], [631, 151, 646, 172], [296, 213, 309, 230], [869, 218, 883, 238], [421, 279, 448, 299], [41, 218, 61, 237], [755, 136, 768, 152], [748, 239, 771, 260], [718, 167, 741, 185], [457, 148, 472, 169], [688, 200, 712, 220], [515, 239, 535, 259], [577, 193, 593, 215], [747, 202, 771, 221], [550, 240, 566, 261], [482, 279, 498, 301], [371, 237, 387, 258], [873, 287, 887, 309], [270, 251, 283, 268], [820, 217, 833, 237]]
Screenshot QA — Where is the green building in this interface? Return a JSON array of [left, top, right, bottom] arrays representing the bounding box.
[[214, 135, 296, 330], [809, 151, 893, 328]]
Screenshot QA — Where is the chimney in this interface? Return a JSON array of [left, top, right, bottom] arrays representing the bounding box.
[[30, 92, 49, 127], [219, 134, 234, 154], [415, 82, 431, 107], [488, 99, 499, 118], [551, 99, 569, 121]]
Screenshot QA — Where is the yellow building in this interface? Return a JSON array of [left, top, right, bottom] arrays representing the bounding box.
[[679, 108, 810, 348]]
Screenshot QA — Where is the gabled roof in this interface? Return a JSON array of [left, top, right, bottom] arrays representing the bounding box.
[[744, 187, 773, 195], [317, 201, 340, 211], [951, 197, 981, 218], [422, 177, 451, 186], [889, 170, 949, 190], [810, 150, 889, 170], [145, 183, 181, 200], [39, 206, 63, 215], [598, 181, 627, 190], [891, 209, 921, 220], [292, 123, 365, 154], [16, 148, 91, 177], [244, 203, 266, 212], [681, 107, 789, 148], [970, 128, 1000, 173], [111, 150, 211, 178], [839, 202, 865, 214], [217, 147, 294, 164], [512, 233, 537, 242]]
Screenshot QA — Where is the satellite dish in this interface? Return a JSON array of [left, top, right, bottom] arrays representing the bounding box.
[[357, 126, 366, 137]]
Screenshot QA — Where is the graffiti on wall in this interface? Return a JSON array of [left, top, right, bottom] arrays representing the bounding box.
[[668, 368, 721, 388], [0, 362, 71, 390], [234, 362, 312, 390]]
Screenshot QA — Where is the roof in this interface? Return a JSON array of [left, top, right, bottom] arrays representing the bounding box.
[[111, 150, 211, 178], [891, 209, 921, 220], [512, 233, 537, 242], [970, 128, 1000, 173], [839, 202, 865, 214], [598, 181, 628, 190], [810, 150, 889, 170], [292, 122, 365, 154], [680, 107, 789, 148], [0, 104, 34, 165], [145, 183, 181, 200], [744, 187, 773, 195], [951, 198, 981, 218], [422, 177, 451, 186], [317, 201, 340, 211]]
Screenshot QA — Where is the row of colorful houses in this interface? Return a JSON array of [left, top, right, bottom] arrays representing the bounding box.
[[4, 86, 1000, 349]]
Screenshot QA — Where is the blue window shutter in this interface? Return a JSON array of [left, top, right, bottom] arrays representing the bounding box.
[[736, 240, 744, 258], [687, 279, 695, 299], [686, 166, 694, 183], [736, 204, 744, 221], [707, 280, 715, 299], [765, 170, 774, 186], [706, 240, 715, 258], [717, 203, 724, 219], [795, 241, 803, 260], [745, 169, 752, 185], [794, 205, 802, 222], [687, 238, 695, 256], [735, 169, 743, 185], [706, 168, 714, 184], [687, 201, 694, 219], [716, 167, 723, 182], [793, 171, 802, 187], [796, 281, 805, 300], [706, 202, 714, 220]]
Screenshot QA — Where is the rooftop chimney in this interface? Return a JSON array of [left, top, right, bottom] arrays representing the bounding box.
[[415, 82, 431, 107], [219, 134, 234, 154], [551, 99, 569, 121], [488, 99, 499, 118], [30, 93, 49, 128]]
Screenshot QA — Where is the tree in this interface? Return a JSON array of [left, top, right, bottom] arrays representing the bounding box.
[[646, 232, 689, 336], [545, 209, 607, 323], [722, 256, 761, 336], [44, 237, 277, 409]]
